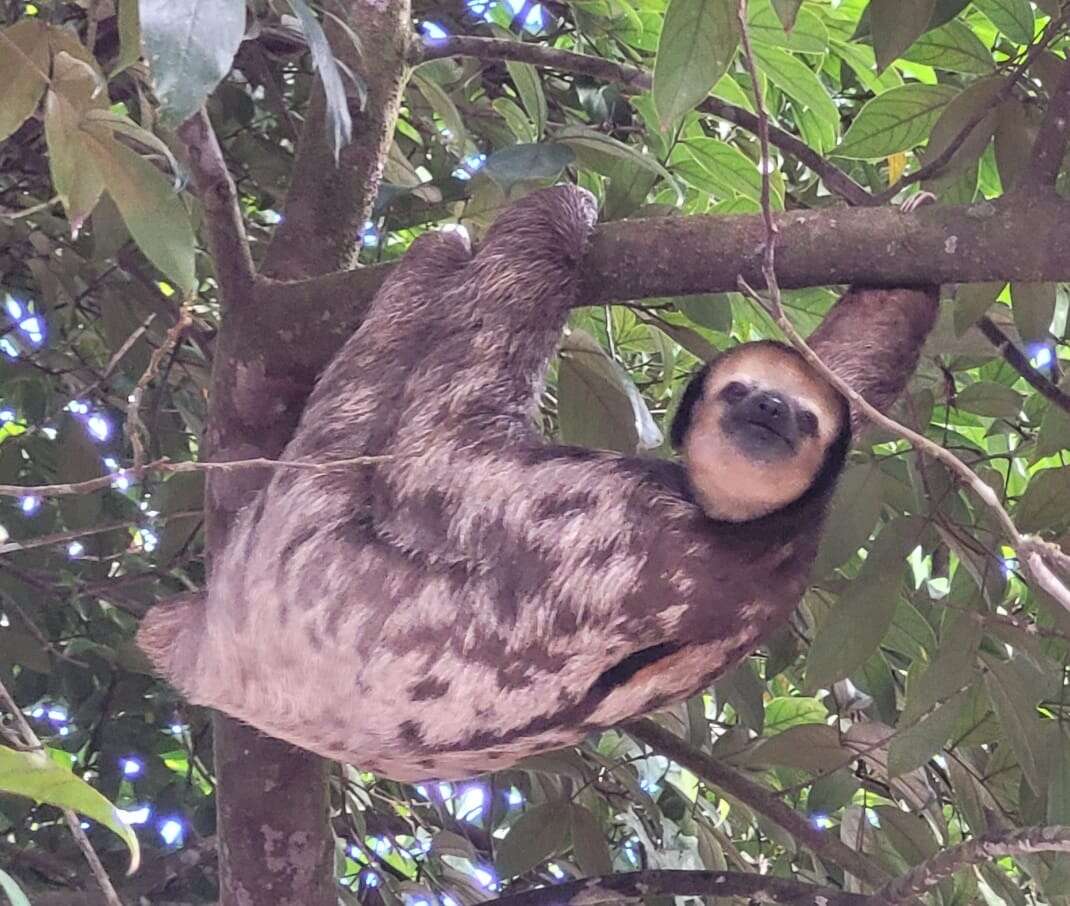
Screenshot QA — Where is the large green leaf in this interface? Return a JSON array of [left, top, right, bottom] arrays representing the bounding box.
[[748, 0, 828, 53], [557, 329, 662, 454], [483, 142, 575, 191], [1011, 282, 1056, 343], [685, 137, 783, 205], [869, 0, 937, 73], [973, 0, 1035, 44], [805, 517, 924, 692], [836, 84, 957, 159], [495, 801, 570, 878], [82, 128, 197, 292], [0, 18, 49, 142], [139, 0, 246, 125], [506, 60, 547, 140], [44, 52, 109, 235], [753, 45, 839, 147], [955, 381, 1024, 419], [0, 745, 140, 872], [653, 0, 739, 129], [901, 20, 995, 74], [923, 77, 1002, 176]]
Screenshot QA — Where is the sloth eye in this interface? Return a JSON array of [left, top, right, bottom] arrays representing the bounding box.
[[798, 410, 819, 436], [720, 381, 748, 403]]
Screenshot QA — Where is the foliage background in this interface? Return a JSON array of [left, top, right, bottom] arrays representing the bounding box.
[[1, 0, 1070, 904]]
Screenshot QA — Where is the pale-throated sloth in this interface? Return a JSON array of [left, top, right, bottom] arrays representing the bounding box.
[[138, 185, 938, 781]]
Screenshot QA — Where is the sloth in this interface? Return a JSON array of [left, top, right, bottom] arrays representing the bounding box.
[[138, 185, 939, 781]]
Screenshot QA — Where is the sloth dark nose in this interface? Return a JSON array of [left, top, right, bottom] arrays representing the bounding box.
[[751, 391, 786, 421]]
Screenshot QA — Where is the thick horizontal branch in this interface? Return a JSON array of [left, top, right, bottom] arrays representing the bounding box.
[[480, 869, 869, 906], [262, 194, 1070, 375]]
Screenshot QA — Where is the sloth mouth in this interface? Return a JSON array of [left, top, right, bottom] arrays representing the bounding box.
[[744, 419, 794, 448]]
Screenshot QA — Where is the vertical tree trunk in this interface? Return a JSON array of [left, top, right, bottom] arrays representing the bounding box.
[[197, 2, 413, 902]]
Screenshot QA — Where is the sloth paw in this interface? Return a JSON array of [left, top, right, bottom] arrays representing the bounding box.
[[480, 184, 599, 264]]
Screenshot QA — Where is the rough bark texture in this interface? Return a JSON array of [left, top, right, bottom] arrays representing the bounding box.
[[260, 0, 412, 279], [194, 2, 413, 902], [261, 194, 1070, 377]]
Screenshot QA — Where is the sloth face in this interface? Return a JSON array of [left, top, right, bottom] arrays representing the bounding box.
[[672, 341, 849, 523]]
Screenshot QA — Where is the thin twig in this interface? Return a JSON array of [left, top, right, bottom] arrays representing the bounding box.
[[732, 0, 1070, 616], [126, 305, 193, 470], [872, 826, 1070, 905], [0, 453, 392, 499], [0, 678, 128, 906], [0, 509, 200, 556], [976, 315, 1070, 413]]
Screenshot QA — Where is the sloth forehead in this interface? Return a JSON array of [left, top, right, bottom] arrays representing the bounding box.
[[704, 344, 843, 433]]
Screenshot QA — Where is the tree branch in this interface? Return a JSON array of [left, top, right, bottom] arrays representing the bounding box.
[[872, 826, 1070, 905], [1022, 53, 1070, 190], [626, 719, 890, 888], [175, 110, 255, 303], [480, 869, 870, 906], [975, 314, 1070, 413], [412, 35, 874, 206], [261, 194, 1070, 376], [260, 1, 413, 278]]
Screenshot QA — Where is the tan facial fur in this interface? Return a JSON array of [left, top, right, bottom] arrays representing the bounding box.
[[683, 344, 845, 522]]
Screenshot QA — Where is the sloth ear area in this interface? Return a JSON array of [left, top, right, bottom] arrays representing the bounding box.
[[670, 362, 712, 450]]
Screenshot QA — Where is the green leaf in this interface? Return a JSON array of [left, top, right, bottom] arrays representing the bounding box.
[[973, 0, 1035, 44], [0, 18, 49, 143], [506, 60, 548, 140], [685, 137, 782, 205], [57, 414, 105, 531], [993, 99, 1032, 192], [0, 868, 31, 906], [889, 612, 980, 776], [556, 126, 677, 191], [0, 745, 140, 872], [753, 45, 839, 145], [483, 142, 575, 191], [1037, 385, 1070, 457], [558, 329, 662, 454], [901, 20, 995, 74], [811, 462, 883, 577], [805, 517, 924, 692], [923, 77, 1002, 175], [982, 654, 1045, 794], [412, 71, 465, 151], [1011, 282, 1056, 343], [744, 724, 851, 773], [1015, 467, 1070, 533], [748, 0, 828, 53], [830, 39, 903, 95], [115, 0, 142, 74], [869, 0, 937, 73], [570, 805, 612, 875], [155, 470, 204, 564], [495, 801, 570, 878], [955, 381, 1024, 419], [807, 769, 859, 817], [771, 0, 803, 31], [677, 293, 733, 333], [44, 85, 106, 237], [83, 128, 197, 292], [653, 0, 739, 129], [836, 84, 957, 159], [289, 0, 356, 159], [953, 282, 1004, 335], [139, 0, 246, 126]]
